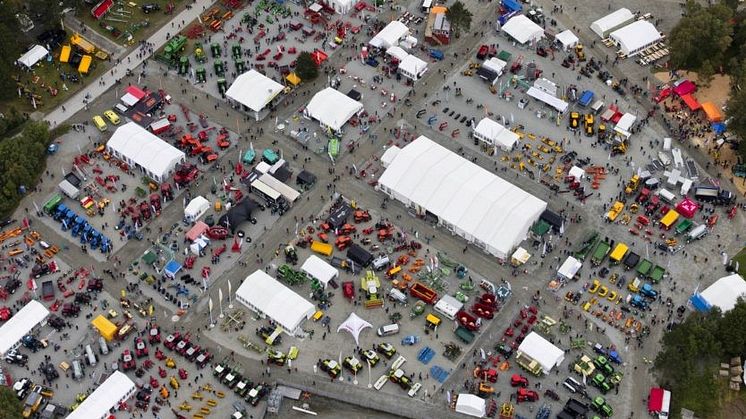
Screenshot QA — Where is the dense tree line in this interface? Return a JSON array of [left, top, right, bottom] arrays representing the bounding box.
[[655, 299, 746, 417]]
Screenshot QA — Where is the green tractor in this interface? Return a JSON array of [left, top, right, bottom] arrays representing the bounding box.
[[163, 35, 187, 62], [591, 396, 614, 417], [178, 56, 189, 75], [235, 60, 246, 74], [214, 60, 225, 77], [217, 78, 227, 96], [232, 44, 242, 60], [194, 43, 206, 63], [210, 43, 221, 58], [196, 67, 206, 83]]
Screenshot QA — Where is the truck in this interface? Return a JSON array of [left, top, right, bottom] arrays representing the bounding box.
[[41, 281, 55, 301], [454, 326, 475, 344], [591, 241, 611, 266], [648, 265, 665, 283], [694, 185, 734, 205], [636, 259, 653, 277], [578, 90, 594, 107], [516, 352, 544, 376], [574, 232, 599, 261], [674, 219, 693, 235], [409, 281, 438, 304], [686, 224, 708, 242]]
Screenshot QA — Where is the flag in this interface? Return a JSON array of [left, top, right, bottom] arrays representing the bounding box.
[[228, 280, 232, 296], [208, 298, 213, 313], [219, 288, 223, 302]]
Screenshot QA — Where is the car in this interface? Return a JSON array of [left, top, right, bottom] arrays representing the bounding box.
[[510, 374, 529, 387], [599, 267, 610, 278], [141, 3, 161, 13], [358, 348, 380, 366], [103, 110, 120, 125], [516, 387, 539, 402], [597, 286, 608, 298], [588, 279, 600, 293], [121, 349, 136, 371], [320, 359, 341, 378], [401, 335, 420, 346], [5, 351, 28, 366], [376, 343, 397, 358], [134, 337, 148, 358], [343, 356, 362, 373]]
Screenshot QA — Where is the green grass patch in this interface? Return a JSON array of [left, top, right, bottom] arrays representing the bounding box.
[[730, 248, 746, 277]]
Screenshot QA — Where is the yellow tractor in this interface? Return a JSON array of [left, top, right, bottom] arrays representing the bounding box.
[[575, 44, 586, 61]]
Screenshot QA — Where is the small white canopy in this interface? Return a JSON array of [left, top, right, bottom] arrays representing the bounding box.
[[699, 274, 746, 312], [568, 166, 585, 180], [517, 331, 565, 374], [185, 196, 210, 222], [527, 87, 568, 113], [370, 21, 409, 49], [329, 0, 353, 14], [226, 69, 284, 113], [511, 247, 531, 265], [502, 15, 545, 44], [610, 21, 662, 56], [386, 46, 409, 61], [301, 255, 339, 288], [17, 45, 48, 68], [558, 256, 582, 280], [336, 312, 372, 345], [483, 57, 507, 76], [455, 394, 487, 417], [434, 295, 464, 319], [106, 122, 186, 182], [555, 30, 579, 50], [304, 87, 363, 132], [398, 54, 428, 80], [474, 118, 518, 151], [615, 113, 637, 132], [590, 8, 634, 38]]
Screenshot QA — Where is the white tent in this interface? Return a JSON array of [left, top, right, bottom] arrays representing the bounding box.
[[184, 196, 210, 222], [329, 0, 353, 14], [304, 87, 363, 133], [301, 255, 339, 289], [67, 371, 136, 419], [473, 118, 518, 151], [527, 87, 569, 113], [336, 312, 372, 345], [369, 21, 409, 49], [17, 45, 48, 68], [568, 166, 585, 180], [398, 54, 428, 81], [501, 15, 545, 44], [235, 270, 315, 335], [511, 247, 531, 265], [610, 20, 662, 57], [189, 236, 210, 255], [557, 256, 582, 280], [226, 69, 284, 120], [482, 57, 507, 77], [386, 46, 409, 61], [555, 30, 579, 50], [434, 295, 463, 320], [106, 122, 186, 183], [517, 332, 565, 374], [0, 300, 49, 356], [698, 274, 746, 312], [615, 113, 637, 138], [590, 8, 635, 38], [377, 136, 546, 260], [455, 394, 486, 417]]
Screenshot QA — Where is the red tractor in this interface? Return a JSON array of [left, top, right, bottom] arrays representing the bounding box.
[[140, 201, 152, 220], [173, 164, 199, 186], [207, 226, 229, 240], [161, 183, 174, 201], [516, 388, 539, 403], [335, 236, 352, 250], [510, 374, 529, 387], [354, 210, 371, 223], [150, 194, 162, 214]]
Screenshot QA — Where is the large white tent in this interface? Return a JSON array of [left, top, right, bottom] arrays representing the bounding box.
[[304, 87, 363, 133], [107, 122, 186, 182], [527, 87, 569, 113], [610, 21, 662, 57], [301, 255, 339, 289], [398, 54, 428, 81], [0, 300, 49, 356], [377, 136, 546, 260], [386, 46, 409, 61], [17, 45, 49, 68], [517, 332, 565, 374], [225, 69, 284, 121], [691, 273, 746, 312], [369, 21, 409, 49], [455, 394, 487, 417], [501, 15, 545, 44], [590, 8, 635, 38], [473, 118, 518, 151], [555, 30, 579, 51], [235, 270, 315, 335], [67, 371, 136, 419]]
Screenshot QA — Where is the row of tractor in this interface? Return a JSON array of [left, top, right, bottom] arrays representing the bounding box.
[[213, 362, 269, 406], [46, 199, 111, 253]]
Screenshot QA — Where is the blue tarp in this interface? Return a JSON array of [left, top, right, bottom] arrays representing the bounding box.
[[579, 90, 595, 107], [689, 293, 711, 312], [502, 0, 522, 12], [712, 122, 726, 134], [164, 259, 183, 278]]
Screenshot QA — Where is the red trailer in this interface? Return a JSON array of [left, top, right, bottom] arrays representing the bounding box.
[[457, 310, 480, 331], [409, 281, 438, 304], [150, 118, 172, 135], [471, 303, 494, 319]]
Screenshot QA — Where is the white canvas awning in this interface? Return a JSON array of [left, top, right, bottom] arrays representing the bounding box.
[[386, 46, 409, 61], [455, 394, 486, 417], [527, 87, 568, 113], [0, 300, 49, 356], [226, 69, 284, 113], [568, 166, 585, 180], [590, 8, 635, 38], [434, 295, 464, 319], [511, 247, 531, 265], [474, 118, 518, 151], [558, 256, 582, 280], [555, 30, 579, 50], [615, 113, 637, 132], [106, 122, 186, 182], [517, 332, 565, 374], [482, 57, 507, 76], [185, 196, 210, 222], [304, 87, 363, 132], [235, 270, 315, 334], [66, 371, 135, 419], [502, 15, 545, 44], [398, 54, 428, 80], [377, 136, 546, 260], [610, 20, 662, 56], [301, 255, 339, 288], [17, 45, 48, 68], [369, 21, 409, 49], [698, 274, 746, 312]]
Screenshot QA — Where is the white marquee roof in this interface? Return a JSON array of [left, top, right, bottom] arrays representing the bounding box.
[[555, 30, 579, 49], [455, 394, 487, 417], [483, 57, 507, 75], [17, 45, 49, 68], [0, 300, 48, 355], [377, 136, 546, 259], [517, 331, 565, 374], [502, 15, 545, 44], [226, 69, 284, 112], [67, 371, 135, 419], [527, 87, 569, 113], [558, 256, 582, 280], [304, 87, 363, 132], [700, 274, 746, 312], [336, 312, 372, 346], [399, 54, 428, 77], [386, 46, 409, 61], [236, 270, 315, 333], [610, 21, 662, 55], [615, 113, 637, 131], [107, 122, 185, 182], [301, 255, 339, 287], [590, 8, 634, 37], [474, 118, 518, 149], [185, 196, 210, 219], [369, 21, 409, 49]]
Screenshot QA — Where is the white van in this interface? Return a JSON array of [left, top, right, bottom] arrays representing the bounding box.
[[98, 337, 109, 355], [72, 360, 83, 380], [376, 324, 400, 337], [388, 288, 407, 304], [85, 345, 97, 366]]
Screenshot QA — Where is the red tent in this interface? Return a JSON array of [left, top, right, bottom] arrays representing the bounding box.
[[675, 197, 699, 218], [648, 387, 671, 416], [311, 49, 328, 66], [680, 94, 701, 111], [673, 79, 696, 96], [185, 221, 209, 242], [91, 0, 113, 20]]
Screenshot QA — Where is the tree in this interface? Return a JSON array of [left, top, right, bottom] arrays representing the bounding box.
[[668, 1, 733, 71], [698, 60, 715, 87], [0, 5, 23, 101], [295, 51, 318, 82], [30, 0, 62, 30], [0, 385, 23, 419], [726, 89, 746, 160], [0, 121, 52, 217], [446, 1, 472, 38]]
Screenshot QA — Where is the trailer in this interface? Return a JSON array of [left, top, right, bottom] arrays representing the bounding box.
[[41, 280, 55, 301], [674, 219, 693, 235], [409, 281, 438, 304], [578, 90, 594, 107], [591, 241, 611, 266], [649, 266, 665, 283], [636, 259, 652, 277], [622, 252, 639, 270], [454, 326, 474, 344]]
